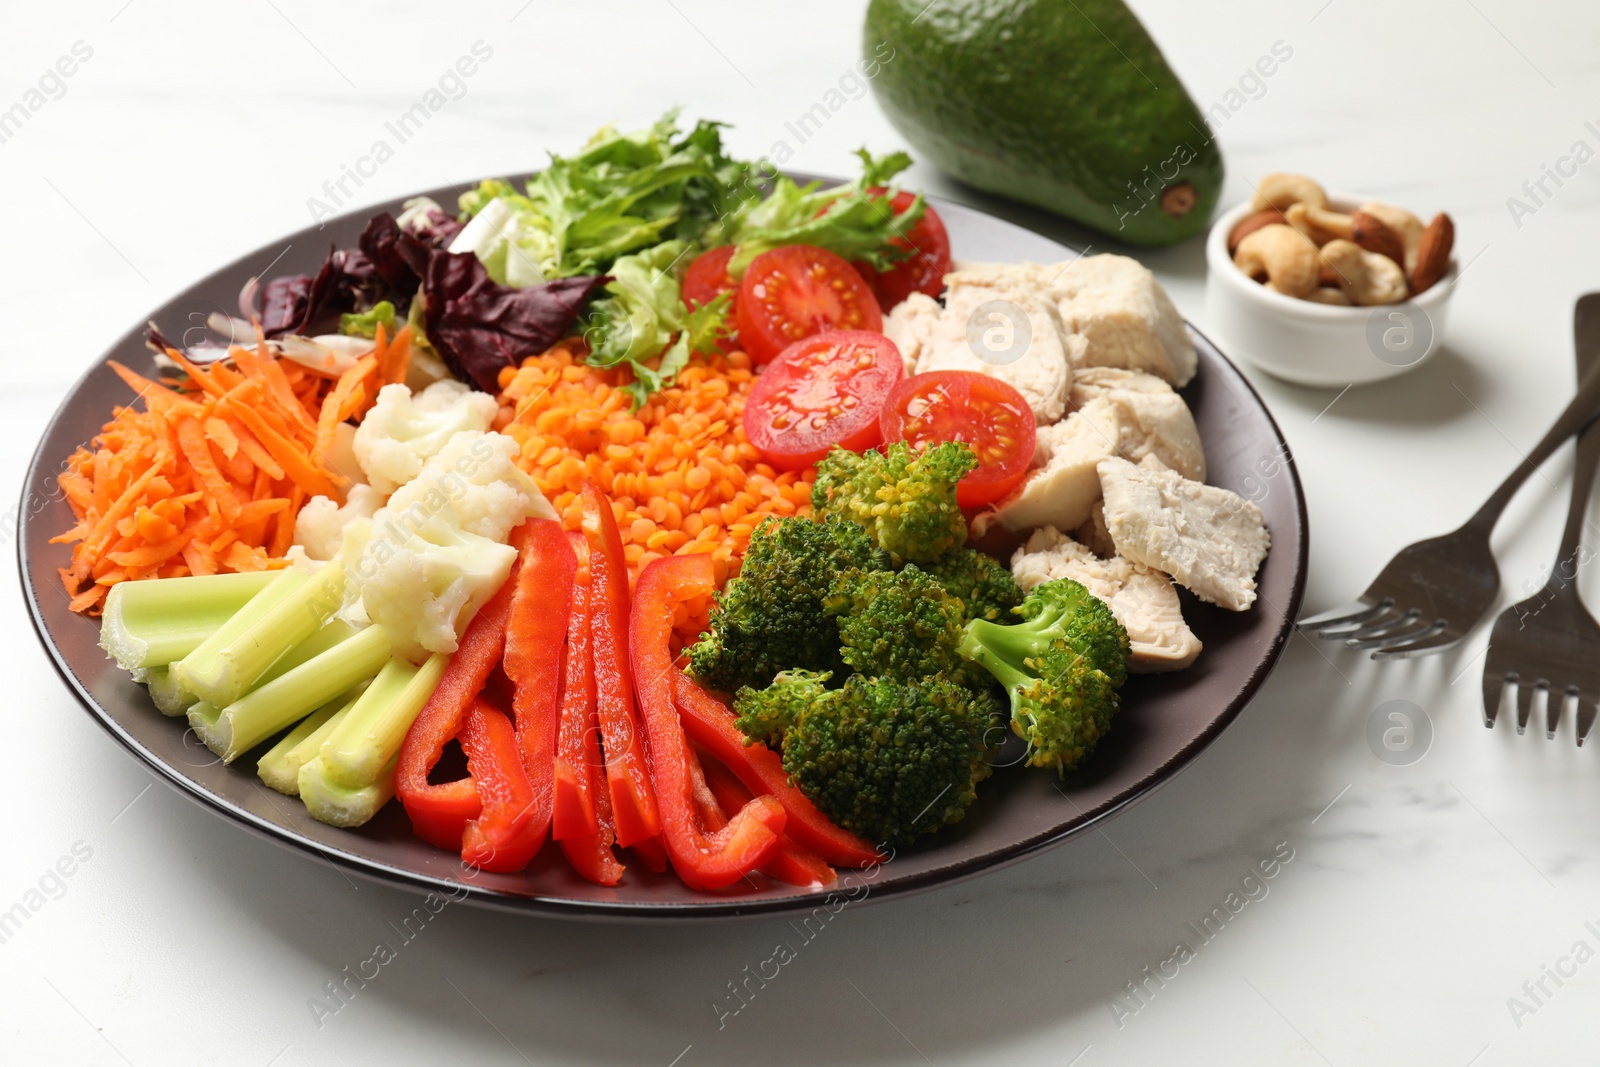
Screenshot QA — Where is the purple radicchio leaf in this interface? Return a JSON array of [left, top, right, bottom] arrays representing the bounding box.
[[422, 250, 607, 393], [256, 246, 384, 337]]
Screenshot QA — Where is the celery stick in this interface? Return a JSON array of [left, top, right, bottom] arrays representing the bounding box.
[[257, 685, 366, 795], [144, 665, 198, 718], [100, 572, 279, 671], [192, 622, 390, 763], [169, 570, 306, 699], [175, 559, 348, 709], [298, 755, 398, 828], [311, 653, 447, 789]]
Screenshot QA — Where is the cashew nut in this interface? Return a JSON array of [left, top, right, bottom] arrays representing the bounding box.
[[1356, 201, 1425, 275], [1250, 173, 1328, 213], [1233, 224, 1321, 298], [1319, 239, 1407, 306], [1303, 286, 1353, 306], [1285, 201, 1354, 246]]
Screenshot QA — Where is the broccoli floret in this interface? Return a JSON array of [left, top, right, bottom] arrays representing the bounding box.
[[811, 441, 976, 565], [957, 578, 1130, 773], [921, 547, 1023, 623], [779, 673, 999, 850], [824, 566, 986, 690], [686, 516, 889, 693], [732, 669, 832, 748]]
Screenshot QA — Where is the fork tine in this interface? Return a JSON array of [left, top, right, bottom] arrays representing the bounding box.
[[1542, 687, 1568, 739], [1341, 610, 1422, 647], [1577, 693, 1597, 747], [1360, 619, 1451, 657], [1515, 679, 1542, 735], [1483, 673, 1507, 728], [1298, 599, 1387, 632], [1369, 623, 1458, 660]]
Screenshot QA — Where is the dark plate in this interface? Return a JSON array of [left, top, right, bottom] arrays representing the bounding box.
[[19, 178, 1307, 921]]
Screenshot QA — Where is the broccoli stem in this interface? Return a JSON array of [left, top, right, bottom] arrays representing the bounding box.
[[959, 616, 1042, 679], [257, 686, 367, 795], [189, 622, 390, 763], [174, 559, 349, 708], [100, 571, 279, 671], [303, 653, 447, 790]]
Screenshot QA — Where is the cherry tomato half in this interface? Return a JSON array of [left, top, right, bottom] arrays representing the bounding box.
[[857, 189, 951, 310], [742, 330, 903, 471], [682, 245, 741, 351], [879, 370, 1036, 508], [736, 245, 883, 365]]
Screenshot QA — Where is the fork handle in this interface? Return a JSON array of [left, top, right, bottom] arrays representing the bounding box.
[[1469, 356, 1600, 529], [1555, 375, 1600, 566]]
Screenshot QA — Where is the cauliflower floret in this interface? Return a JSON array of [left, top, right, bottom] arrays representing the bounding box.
[[357, 517, 518, 661], [380, 431, 555, 542], [354, 430, 555, 659], [292, 483, 385, 562], [353, 380, 499, 494]]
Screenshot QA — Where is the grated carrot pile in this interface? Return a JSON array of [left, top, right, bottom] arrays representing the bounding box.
[[496, 343, 815, 604], [53, 327, 412, 614]]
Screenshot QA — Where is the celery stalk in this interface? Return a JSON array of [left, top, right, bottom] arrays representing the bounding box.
[[190, 622, 390, 762], [100, 572, 279, 671], [301, 652, 446, 791], [175, 559, 349, 708], [297, 755, 398, 828], [168, 570, 307, 701], [144, 665, 198, 718], [257, 685, 367, 795]]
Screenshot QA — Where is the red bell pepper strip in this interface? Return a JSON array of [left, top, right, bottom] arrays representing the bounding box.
[[631, 553, 786, 890], [459, 699, 542, 872], [672, 672, 884, 868], [698, 753, 835, 888], [580, 484, 660, 847], [396, 524, 534, 850], [552, 532, 624, 887], [553, 532, 599, 841], [629, 835, 670, 875], [498, 518, 577, 866]]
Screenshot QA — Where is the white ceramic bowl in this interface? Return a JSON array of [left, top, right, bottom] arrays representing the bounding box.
[[1204, 194, 1456, 387]]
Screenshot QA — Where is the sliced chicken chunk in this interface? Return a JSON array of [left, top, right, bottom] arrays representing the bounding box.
[[996, 398, 1120, 532], [1070, 366, 1206, 481], [1097, 457, 1270, 611], [1011, 526, 1202, 672], [1050, 254, 1197, 387], [883, 268, 1075, 424], [1073, 500, 1117, 559]]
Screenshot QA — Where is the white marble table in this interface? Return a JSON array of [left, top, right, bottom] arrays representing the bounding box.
[[5, 1, 1599, 1063]]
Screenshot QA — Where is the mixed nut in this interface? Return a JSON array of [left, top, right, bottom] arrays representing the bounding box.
[[1228, 173, 1454, 306]]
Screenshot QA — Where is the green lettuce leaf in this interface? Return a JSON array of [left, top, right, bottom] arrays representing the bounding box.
[[582, 240, 730, 409], [724, 149, 927, 275], [339, 300, 397, 339]]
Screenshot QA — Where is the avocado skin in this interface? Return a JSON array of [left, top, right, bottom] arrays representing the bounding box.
[[865, 0, 1223, 247]]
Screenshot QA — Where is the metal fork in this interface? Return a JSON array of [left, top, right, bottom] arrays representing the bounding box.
[[1299, 300, 1600, 658], [1481, 295, 1600, 741]]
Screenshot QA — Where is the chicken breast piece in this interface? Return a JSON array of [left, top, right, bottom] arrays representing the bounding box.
[[884, 265, 1075, 424], [882, 291, 943, 376], [1070, 366, 1206, 481], [996, 398, 1120, 532], [1097, 457, 1270, 611], [1011, 526, 1202, 672], [1049, 254, 1197, 387], [1073, 500, 1117, 559]]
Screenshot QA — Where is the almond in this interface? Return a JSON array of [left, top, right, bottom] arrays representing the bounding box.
[[1410, 212, 1455, 294], [1227, 209, 1288, 254], [1350, 211, 1406, 269]]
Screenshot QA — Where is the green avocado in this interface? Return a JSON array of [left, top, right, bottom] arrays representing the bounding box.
[[865, 0, 1224, 247]]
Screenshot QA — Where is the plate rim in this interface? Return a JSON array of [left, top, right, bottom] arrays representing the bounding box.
[[18, 176, 1309, 922]]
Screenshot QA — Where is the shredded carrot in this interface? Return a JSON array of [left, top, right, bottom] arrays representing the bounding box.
[[54, 336, 355, 613], [316, 354, 377, 467], [497, 343, 814, 600]]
